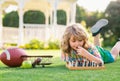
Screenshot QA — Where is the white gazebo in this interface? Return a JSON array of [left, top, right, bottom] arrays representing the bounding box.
[[0, 0, 78, 47]]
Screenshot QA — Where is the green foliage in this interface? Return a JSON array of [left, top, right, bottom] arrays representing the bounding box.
[[105, 1, 120, 17], [24, 39, 44, 49], [48, 39, 60, 49], [31, 39, 44, 49], [3, 11, 19, 27], [20, 39, 60, 49], [24, 10, 45, 24], [3, 43, 17, 48], [85, 11, 106, 28], [103, 37, 116, 47], [76, 5, 86, 23], [57, 10, 66, 25], [24, 44, 31, 49], [101, 0, 120, 46]]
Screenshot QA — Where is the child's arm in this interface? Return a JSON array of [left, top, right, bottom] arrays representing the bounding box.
[[77, 47, 103, 64]]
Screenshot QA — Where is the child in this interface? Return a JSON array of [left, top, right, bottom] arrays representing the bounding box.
[[61, 20, 120, 65]]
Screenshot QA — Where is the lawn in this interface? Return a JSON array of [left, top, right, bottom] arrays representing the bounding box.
[[0, 49, 120, 81]]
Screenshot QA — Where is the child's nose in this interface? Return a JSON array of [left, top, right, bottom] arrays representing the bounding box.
[[75, 41, 80, 45]]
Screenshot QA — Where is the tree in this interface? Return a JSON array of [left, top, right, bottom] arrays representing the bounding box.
[[3, 11, 19, 27], [85, 11, 106, 28], [57, 10, 66, 25], [24, 10, 45, 24], [102, 0, 120, 46], [76, 5, 86, 23]]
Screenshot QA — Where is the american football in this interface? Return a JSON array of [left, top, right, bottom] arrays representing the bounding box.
[[0, 47, 27, 67]]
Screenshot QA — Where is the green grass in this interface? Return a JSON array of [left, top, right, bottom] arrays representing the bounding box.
[[0, 50, 120, 81]]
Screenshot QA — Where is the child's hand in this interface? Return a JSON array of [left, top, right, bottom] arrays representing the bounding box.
[[76, 46, 86, 56], [76, 46, 103, 64]]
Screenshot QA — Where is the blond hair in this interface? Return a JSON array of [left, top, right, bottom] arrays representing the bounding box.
[[61, 23, 90, 54]]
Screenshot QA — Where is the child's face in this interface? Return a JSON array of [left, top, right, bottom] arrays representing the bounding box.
[[69, 35, 84, 51]]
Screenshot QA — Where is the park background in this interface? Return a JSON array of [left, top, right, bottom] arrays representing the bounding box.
[[0, 0, 120, 81], [0, 0, 120, 49]]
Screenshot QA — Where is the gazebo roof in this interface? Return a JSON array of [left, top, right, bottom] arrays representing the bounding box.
[[1, 0, 17, 10], [1, 0, 77, 12]]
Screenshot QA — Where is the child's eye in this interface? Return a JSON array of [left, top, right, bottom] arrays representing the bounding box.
[[72, 40, 76, 42], [79, 40, 82, 42]]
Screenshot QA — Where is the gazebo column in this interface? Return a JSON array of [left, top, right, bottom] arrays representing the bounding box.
[[53, 1, 58, 25], [16, 0, 27, 46], [66, 10, 70, 25], [70, 2, 76, 23], [48, 0, 53, 25], [0, 1, 4, 48], [53, 0, 59, 38], [50, 9, 53, 25], [45, 11, 49, 42]]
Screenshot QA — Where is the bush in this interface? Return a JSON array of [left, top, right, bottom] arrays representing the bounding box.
[[23, 39, 44, 49], [57, 10, 66, 25], [48, 39, 60, 49], [20, 39, 60, 50], [3, 11, 19, 27], [24, 10, 45, 24]]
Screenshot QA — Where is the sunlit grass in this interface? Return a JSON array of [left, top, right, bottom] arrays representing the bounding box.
[[0, 49, 120, 81]]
